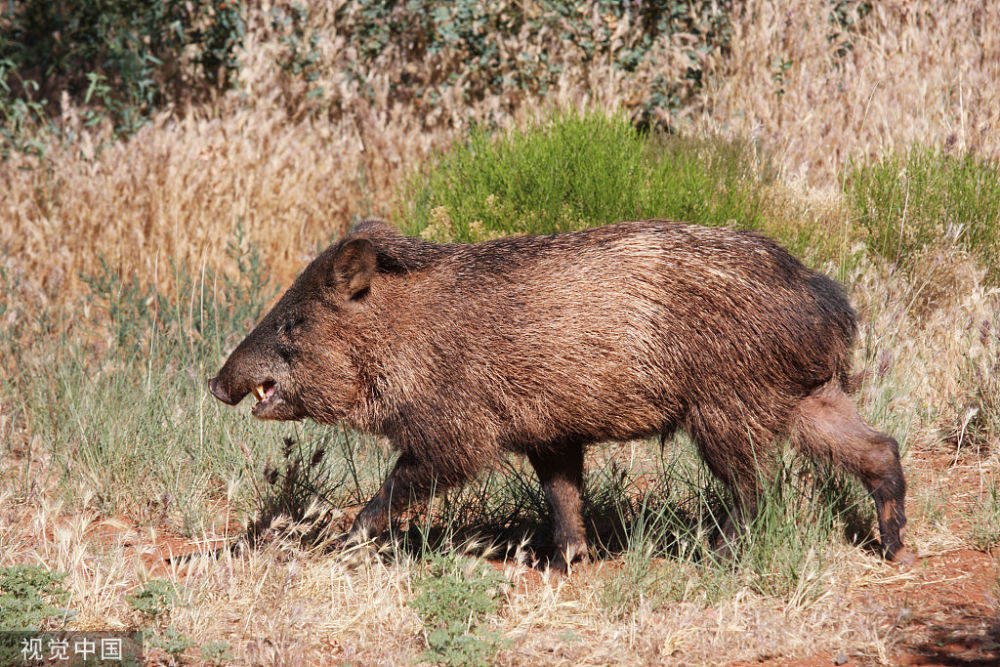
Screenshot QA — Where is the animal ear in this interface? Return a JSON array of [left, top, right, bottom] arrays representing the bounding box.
[[331, 237, 376, 299]]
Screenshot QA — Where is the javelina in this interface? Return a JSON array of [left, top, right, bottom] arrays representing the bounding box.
[[209, 219, 912, 569]]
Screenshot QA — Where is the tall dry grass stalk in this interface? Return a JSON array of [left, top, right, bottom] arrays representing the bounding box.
[[696, 0, 1000, 182], [0, 104, 440, 300]]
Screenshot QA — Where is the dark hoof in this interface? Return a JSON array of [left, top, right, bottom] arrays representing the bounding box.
[[549, 542, 589, 575]]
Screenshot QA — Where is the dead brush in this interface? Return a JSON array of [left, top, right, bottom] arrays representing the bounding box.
[[947, 295, 1000, 461], [241, 436, 345, 552], [906, 242, 982, 319]]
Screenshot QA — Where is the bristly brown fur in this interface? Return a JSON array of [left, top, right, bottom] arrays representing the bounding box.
[[210, 219, 910, 569]]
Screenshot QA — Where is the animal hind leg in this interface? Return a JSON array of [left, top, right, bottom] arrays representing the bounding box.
[[686, 406, 772, 558], [527, 442, 588, 572], [792, 382, 913, 563]]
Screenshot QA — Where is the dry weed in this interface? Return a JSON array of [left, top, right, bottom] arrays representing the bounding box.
[[696, 0, 1000, 183]]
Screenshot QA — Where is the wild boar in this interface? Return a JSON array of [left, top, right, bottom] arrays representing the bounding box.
[[209, 219, 912, 569]]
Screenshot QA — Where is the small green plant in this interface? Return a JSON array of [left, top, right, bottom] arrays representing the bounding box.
[[0, 59, 51, 157], [970, 482, 1000, 552], [410, 550, 509, 667], [848, 146, 1000, 282], [150, 626, 196, 663], [200, 639, 234, 665], [129, 580, 199, 664], [772, 57, 793, 97], [0, 565, 73, 630], [126, 578, 179, 623]]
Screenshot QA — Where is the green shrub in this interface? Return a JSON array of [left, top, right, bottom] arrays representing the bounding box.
[[0, 565, 73, 630], [0, 0, 244, 143], [848, 147, 1000, 282], [410, 551, 509, 667], [398, 109, 770, 243], [271, 2, 323, 101], [126, 578, 179, 623], [150, 626, 196, 662], [200, 639, 234, 665]]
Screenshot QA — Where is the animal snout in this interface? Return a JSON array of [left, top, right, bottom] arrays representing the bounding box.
[[208, 376, 235, 405]]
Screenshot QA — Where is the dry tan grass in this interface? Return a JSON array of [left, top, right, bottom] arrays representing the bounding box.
[[1, 461, 906, 665], [4, 1, 999, 299], [696, 0, 1000, 184], [698, 0, 1000, 184], [0, 104, 439, 300]]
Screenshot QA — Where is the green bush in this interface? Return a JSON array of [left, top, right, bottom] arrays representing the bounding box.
[[0, 565, 73, 630], [848, 147, 1000, 282], [0, 0, 244, 143], [410, 551, 509, 667], [150, 626, 196, 662], [398, 109, 770, 243]]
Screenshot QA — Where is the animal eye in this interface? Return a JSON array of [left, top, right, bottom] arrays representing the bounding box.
[[278, 317, 303, 335]]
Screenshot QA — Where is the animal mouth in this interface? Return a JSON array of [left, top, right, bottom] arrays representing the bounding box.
[[250, 380, 279, 416]]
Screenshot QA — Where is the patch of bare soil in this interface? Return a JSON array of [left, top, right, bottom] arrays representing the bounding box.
[[887, 549, 999, 666], [88, 501, 243, 578]]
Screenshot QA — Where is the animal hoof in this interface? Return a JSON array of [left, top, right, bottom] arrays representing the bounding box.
[[889, 546, 916, 566], [549, 543, 589, 575]]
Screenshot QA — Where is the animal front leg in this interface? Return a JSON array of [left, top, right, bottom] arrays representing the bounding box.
[[347, 452, 441, 542]]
